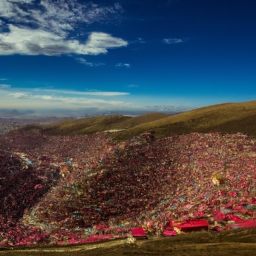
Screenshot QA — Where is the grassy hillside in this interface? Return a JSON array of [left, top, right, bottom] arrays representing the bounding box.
[[113, 101, 256, 140], [20, 101, 256, 140], [21, 112, 170, 136], [40, 115, 131, 135], [111, 112, 169, 129]]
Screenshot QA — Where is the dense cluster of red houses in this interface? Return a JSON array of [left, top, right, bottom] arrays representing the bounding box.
[[1, 130, 256, 246]]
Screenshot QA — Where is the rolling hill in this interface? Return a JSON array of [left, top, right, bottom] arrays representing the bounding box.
[[113, 100, 256, 140], [20, 100, 256, 140]]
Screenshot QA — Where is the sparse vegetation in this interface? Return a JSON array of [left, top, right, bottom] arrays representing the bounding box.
[[20, 101, 256, 141]]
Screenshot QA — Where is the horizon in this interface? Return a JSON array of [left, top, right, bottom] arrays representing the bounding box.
[[1, 0, 256, 116], [0, 106, 182, 118]]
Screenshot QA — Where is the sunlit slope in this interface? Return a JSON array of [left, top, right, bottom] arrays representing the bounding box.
[[41, 115, 131, 135], [22, 101, 256, 139], [112, 101, 256, 140], [112, 112, 169, 128], [36, 112, 170, 135]]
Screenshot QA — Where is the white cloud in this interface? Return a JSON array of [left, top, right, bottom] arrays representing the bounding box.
[[0, 84, 11, 88], [76, 57, 104, 67], [128, 84, 138, 88], [85, 32, 128, 54], [115, 63, 130, 68], [9, 92, 29, 99], [0, 0, 127, 56], [0, 0, 34, 22], [0, 0, 123, 34], [8, 0, 34, 3], [76, 58, 87, 64], [33, 94, 129, 107], [77, 91, 129, 96], [0, 86, 204, 113], [163, 38, 183, 44], [0, 87, 131, 110], [0, 26, 128, 56], [35, 88, 130, 96], [137, 38, 145, 43]]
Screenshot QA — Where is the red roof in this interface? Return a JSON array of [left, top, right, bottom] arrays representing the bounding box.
[[226, 220, 256, 230], [169, 219, 209, 232], [131, 227, 147, 237]]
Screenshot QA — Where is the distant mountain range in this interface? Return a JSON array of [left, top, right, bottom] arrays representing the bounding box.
[[0, 109, 35, 117]]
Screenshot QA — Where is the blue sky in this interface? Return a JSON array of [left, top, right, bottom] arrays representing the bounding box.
[[0, 0, 256, 115]]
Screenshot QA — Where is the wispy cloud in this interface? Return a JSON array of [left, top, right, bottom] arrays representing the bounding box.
[[163, 38, 183, 44], [0, 84, 11, 88], [9, 92, 29, 99], [34, 88, 130, 96], [137, 38, 145, 43], [0, 78, 8, 81], [0, 86, 132, 111], [0, 0, 123, 35], [0, 0, 128, 56], [132, 37, 145, 44], [115, 63, 130, 68], [128, 84, 138, 88], [32, 94, 129, 107], [76, 57, 105, 67], [0, 86, 200, 114]]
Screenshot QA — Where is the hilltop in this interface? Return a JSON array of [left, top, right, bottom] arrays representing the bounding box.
[[20, 100, 256, 140]]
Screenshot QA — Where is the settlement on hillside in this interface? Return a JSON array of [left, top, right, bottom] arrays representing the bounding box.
[[0, 130, 256, 246]]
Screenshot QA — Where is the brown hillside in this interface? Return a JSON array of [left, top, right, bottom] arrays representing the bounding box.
[[41, 114, 131, 135], [113, 101, 256, 140], [19, 100, 256, 140], [112, 112, 170, 129], [21, 112, 171, 135]]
